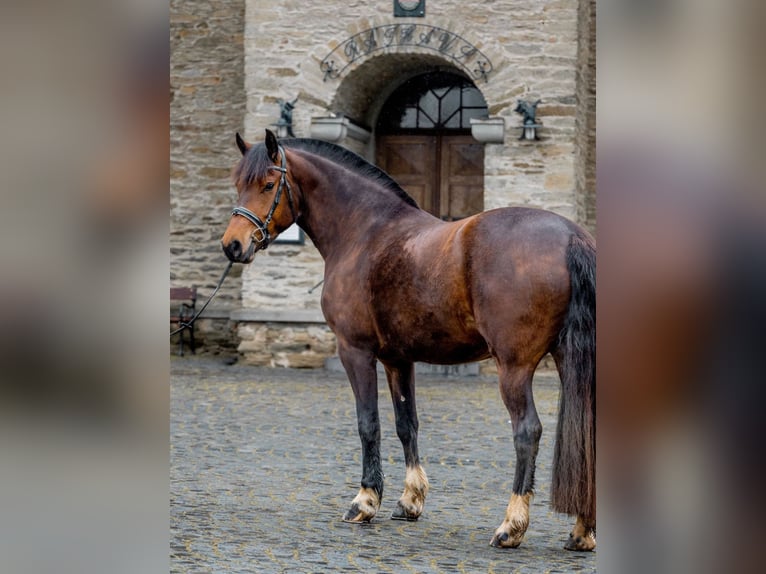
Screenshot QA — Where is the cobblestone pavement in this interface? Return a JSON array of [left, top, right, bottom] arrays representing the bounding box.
[[171, 357, 596, 573]]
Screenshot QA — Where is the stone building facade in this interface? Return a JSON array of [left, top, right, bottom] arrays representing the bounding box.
[[170, 0, 596, 368], [171, 0, 246, 354]]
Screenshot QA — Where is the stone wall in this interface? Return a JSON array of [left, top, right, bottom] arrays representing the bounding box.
[[170, 0, 247, 354], [170, 0, 246, 307], [235, 312, 336, 368], [170, 316, 240, 357], [574, 0, 596, 235]]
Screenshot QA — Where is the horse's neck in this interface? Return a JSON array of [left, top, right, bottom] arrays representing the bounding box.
[[294, 153, 417, 259]]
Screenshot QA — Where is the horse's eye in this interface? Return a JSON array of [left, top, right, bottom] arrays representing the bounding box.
[[264, 182, 275, 192]]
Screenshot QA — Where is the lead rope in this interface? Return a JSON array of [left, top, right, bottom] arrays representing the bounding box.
[[170, 261, 234, 337]]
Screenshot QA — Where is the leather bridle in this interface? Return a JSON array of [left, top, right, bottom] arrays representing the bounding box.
[[231, 145, 297, 250]]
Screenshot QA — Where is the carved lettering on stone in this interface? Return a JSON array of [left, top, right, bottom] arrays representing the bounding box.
[[320, 24, 493, 82]]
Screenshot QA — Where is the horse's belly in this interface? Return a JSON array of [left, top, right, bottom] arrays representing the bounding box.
[[377, 325, 490, 365]]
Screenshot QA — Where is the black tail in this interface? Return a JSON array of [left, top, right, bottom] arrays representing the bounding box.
[[551, 232, 596, 520]]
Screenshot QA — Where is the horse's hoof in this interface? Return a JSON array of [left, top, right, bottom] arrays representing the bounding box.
[[391, 500, 420, 521], [490, 532, 509, 547], [490, 530, 523, 548], [342, 502, 375, 523], [342, 488, 380, 523], [564, 532, 596, 551]]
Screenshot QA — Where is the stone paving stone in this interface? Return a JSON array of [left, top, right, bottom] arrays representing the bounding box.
[[171, 357, 596, 573]]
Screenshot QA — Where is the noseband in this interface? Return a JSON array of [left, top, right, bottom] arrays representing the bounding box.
[[231, 145, 297, 250]]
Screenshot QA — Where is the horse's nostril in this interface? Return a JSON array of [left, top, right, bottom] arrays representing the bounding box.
[[224, 239, 243, 260]]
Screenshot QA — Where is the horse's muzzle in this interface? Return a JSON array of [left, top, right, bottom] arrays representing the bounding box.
[[222, 238, 256, 263]]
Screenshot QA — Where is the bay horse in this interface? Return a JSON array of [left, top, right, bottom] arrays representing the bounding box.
[[221, 129, 596, 551]]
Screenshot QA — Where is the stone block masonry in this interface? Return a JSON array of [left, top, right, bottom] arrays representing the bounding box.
[[235, 311, 336, 368], [171, 0, 247, 357], [574, 0, 596, 235], [171, 0, 246, 308]]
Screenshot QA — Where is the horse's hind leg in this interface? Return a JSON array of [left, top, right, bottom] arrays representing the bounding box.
[[339, 342, 383, 523], [490, 363, 541, 548], [383, 362, 429, 521], [565, 515, 596, 551]]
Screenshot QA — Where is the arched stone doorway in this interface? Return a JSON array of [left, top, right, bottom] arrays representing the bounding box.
[[375, 71, 488, 220]]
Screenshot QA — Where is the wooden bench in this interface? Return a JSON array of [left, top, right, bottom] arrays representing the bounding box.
[[170, 287, 197, 356]]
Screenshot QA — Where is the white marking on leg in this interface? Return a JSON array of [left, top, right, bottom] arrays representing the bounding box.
[[491, 493, 531, 548], [505, 492, 531, 532], [398, 465, 429, 517]]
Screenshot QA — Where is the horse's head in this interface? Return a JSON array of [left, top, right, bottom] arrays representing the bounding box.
[[221, 129, 298, 263]]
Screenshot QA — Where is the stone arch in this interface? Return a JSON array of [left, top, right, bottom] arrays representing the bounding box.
[[330, 52, 482, 129], [302, 15, 507, 124]]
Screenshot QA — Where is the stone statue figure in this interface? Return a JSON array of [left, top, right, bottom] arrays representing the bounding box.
[[514, 99, 541, 126], [276, 97, 298, 137], [514, 99, 541, 140]]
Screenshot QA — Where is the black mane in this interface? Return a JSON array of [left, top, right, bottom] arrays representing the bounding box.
[[234, 138, 419, 209]]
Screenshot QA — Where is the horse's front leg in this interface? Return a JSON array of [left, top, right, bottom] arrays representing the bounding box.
[[383, 361, 429, 521], [339, 342, 383, 523]]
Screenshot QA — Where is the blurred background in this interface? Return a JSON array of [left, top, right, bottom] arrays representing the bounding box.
[[0, 1, 169, 573], [598, 1, 766, 573], [0, 0, 764, 572]]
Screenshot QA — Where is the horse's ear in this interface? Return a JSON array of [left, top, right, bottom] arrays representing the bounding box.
[[265, 129, 279, 163], [235, 132, 250, 156]]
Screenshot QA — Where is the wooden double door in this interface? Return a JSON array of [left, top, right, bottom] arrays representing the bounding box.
[[376, 134, 484, 221]]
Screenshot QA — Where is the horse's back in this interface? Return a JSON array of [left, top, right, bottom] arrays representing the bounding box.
[[466, 206, 583, 249]]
